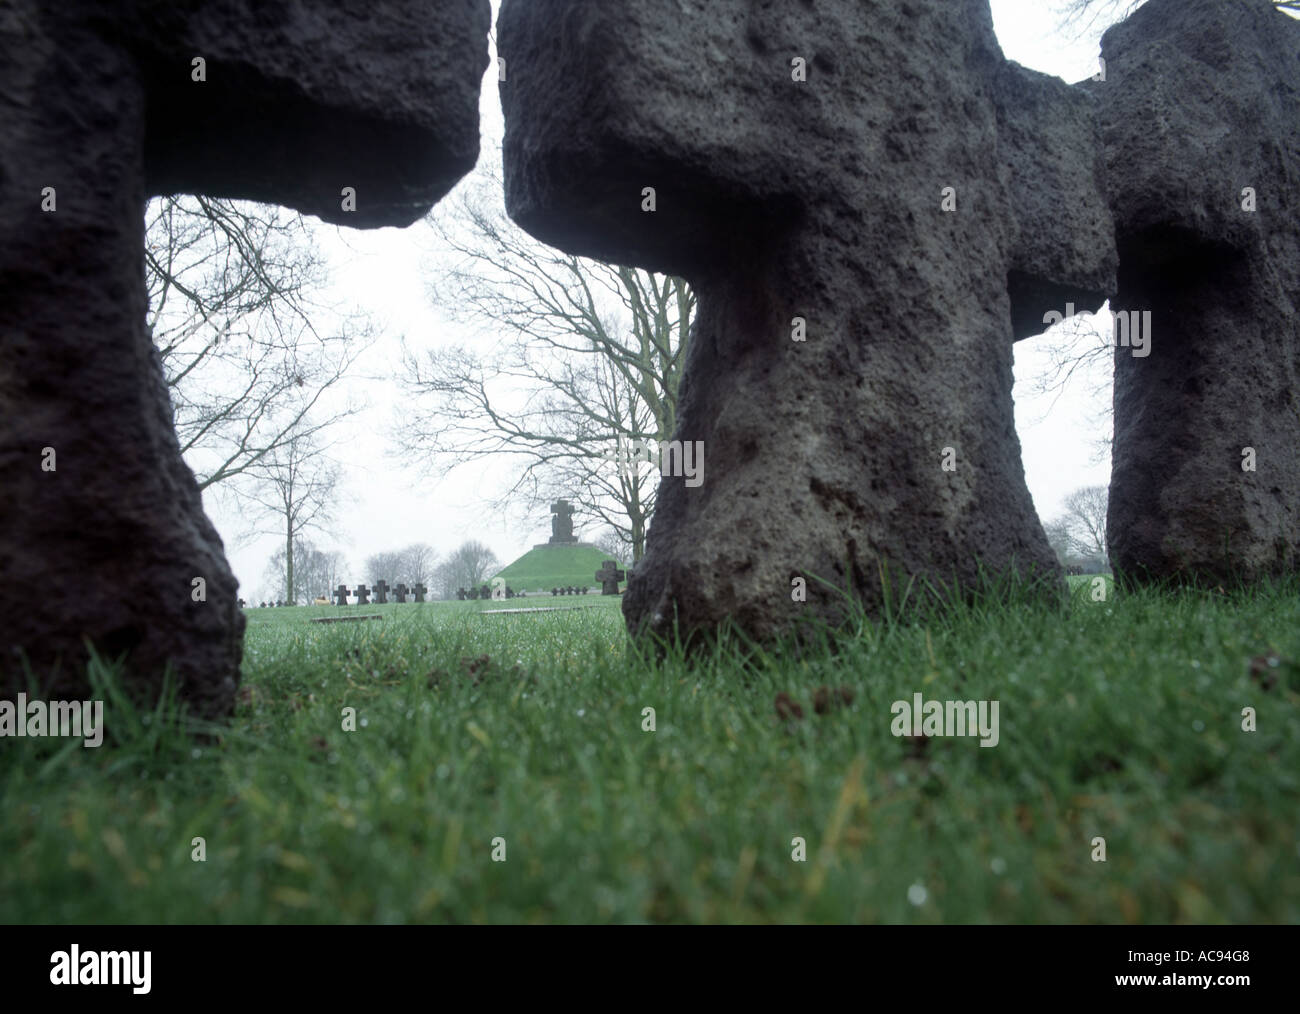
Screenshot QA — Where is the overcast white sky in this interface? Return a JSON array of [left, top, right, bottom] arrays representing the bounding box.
[[204, 1, 1121, 603]]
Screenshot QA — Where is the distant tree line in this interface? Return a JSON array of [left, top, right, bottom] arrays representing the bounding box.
[[365, 540, 501, 600], [364, 543, 438, 590], [431, 541, 499, 600], [263, 538, 501, 603], [261, 539, 346, 604]]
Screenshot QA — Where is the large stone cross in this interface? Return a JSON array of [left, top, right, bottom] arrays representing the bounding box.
[[1090, 0, 1300, 585], [0, 0, 490, 719], [549, 499, 577, 544], [499, 0, 1116, 645]]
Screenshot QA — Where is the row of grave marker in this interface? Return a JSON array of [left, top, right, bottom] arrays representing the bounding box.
[[237, 581, 429, 608], [456, 585, 593, 599], [332, 581, 426, 605], [238, 562, 630, 609], [458, 586, 527, 599]]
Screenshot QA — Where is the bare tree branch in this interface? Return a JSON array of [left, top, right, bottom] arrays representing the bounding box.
[[397, 158, 694, 561], [145, 195, 372, 492], [1056, 0, 1298, 39]]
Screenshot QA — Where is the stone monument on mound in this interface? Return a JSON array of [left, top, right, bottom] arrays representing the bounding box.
[[548, 499, 578, 544], [533, 499, 599, 550]]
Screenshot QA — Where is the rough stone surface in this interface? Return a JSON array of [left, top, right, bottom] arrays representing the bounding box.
[[499, 0, 1116, 645], [1091, 0, 1300, 584], [1, 0, 489, 720]]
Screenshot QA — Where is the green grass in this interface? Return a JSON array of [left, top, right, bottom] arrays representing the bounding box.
[[2, 579, 1298, 924], [492, 544, 621, 593]]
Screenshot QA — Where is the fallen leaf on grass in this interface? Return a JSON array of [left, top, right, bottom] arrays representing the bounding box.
[[812, 685, 855, 714], [774, 692, 803, 721]]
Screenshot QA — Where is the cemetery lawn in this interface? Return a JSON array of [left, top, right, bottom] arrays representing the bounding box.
[[2, 579, 1298, 924]]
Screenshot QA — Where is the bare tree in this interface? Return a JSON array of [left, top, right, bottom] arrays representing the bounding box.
[[145, 195, 370, 491], [364, 551, 404, 586], [312, 546, 346, 600], [398, 163, 693, 562], [1041, 518, 1077, 567], [262, 540, 345, 604], [592, 527, 630, 563], [364, 543, 438, 587], [400, 542, 437, 587], [1054, 485, 1109, 563], [435, 540, 500, 595], [237, 430, 342, 605], [431, 560, 460, 601]]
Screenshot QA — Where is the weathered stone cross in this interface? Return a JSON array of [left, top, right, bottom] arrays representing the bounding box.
[[499, 0, 1116, 645], [373, 580, 391, 605], [334, 585, 351, 608], [0, 0, 490, 719], [393, 583, 410, 604], [596, 562, 626, 597], [1090, 0, 1300, 585], [549, 499, 577, 544]]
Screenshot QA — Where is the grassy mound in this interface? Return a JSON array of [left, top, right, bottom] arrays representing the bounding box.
[[492, 544, 621, 592]]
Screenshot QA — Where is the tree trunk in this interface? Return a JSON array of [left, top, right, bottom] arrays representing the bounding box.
[[632, 516, 646, 563], [285, 524, 295, 605]]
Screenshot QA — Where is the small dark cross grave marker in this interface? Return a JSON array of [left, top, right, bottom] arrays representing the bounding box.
[[355, 584, 371, 606], [334, 585, 350, 607], [393, 583, 409, 603], [596, 561, 625, 596], [413, 583, 427, 603], [373, 580, 390, 604]]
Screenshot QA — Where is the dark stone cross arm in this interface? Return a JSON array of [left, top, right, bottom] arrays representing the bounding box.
[[994, 61, 1117, 341], [499, 0, 1116, 647], [138, 2, 487, 228], [0, 0, 490, 720]]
